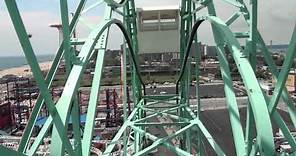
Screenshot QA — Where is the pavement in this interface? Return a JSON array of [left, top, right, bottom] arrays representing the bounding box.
[[145, 83, 245, 98], [200, 108, 293, 156], [144, 98, 294, 156]]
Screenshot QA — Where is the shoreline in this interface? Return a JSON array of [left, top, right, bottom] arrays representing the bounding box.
[[0, 61, 53, 78]]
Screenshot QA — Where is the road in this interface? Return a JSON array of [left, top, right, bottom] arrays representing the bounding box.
[[145, 83, 245, 98], [145, 97, 293, 156]]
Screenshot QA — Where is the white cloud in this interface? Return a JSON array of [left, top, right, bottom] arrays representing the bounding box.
[[0, 0, 295, 56], [0, 10, 60, 56]]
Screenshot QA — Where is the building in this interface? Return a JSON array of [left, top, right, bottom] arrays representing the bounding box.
[[267, 44, 289, 54], [137, 6, 180, 54], [272, 69, 296, 92]]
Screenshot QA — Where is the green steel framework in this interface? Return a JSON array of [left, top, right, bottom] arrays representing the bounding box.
[[2, 0, 296, 155]]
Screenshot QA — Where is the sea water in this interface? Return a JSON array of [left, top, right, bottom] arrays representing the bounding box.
[[0, 55, 54, 70]]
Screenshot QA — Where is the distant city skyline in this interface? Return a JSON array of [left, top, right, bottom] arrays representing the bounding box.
[[0, 0, 295, 56]]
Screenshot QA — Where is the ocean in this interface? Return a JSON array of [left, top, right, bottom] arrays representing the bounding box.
[[0, 55, 54, 70]]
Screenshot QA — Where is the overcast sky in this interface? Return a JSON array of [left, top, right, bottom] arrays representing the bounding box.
[[0, 0, 295, 56]]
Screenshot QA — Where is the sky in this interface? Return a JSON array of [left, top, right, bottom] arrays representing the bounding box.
[[0, 0, 295, 56]]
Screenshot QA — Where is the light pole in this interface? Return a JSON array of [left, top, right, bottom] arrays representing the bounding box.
[[71, 12, 77, 53], [49, 23, 63, 45]]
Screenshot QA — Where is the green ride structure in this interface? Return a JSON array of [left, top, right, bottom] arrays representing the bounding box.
[[2, 0, 296, 155]]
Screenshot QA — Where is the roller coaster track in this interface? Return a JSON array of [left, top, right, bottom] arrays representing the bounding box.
[[2, 0, 296, 155]]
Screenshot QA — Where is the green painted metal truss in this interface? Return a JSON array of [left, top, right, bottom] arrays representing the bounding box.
[[2, 0, 296, 155]]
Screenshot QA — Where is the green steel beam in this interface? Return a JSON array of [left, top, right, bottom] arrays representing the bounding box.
[[215, 46, 246, 156], [177, 14, 275, 155], [124, 0, 143, 106], [249, 142, 259, 156], [192, 2, 204, 155], [144, 105, 179, 109], [208, 16, 274, 155], [133, 122, 190, 126], [26, 116, 54, 155], [234, 32, 249, 38], [271, 111, 296, 150], [123, 1, 145, 152], [245, 103, 255, 155], [3, 1, 295, 156], [0, 145, 26, 156], [133, 122, 195, 156], [4, 1, 76, 155], [71, 95, 82, 156], [143, 95, 179, 101], [144, 98, 179, 106], [238, 0, 296, 127], [194, 119, 226, 156], [217, 0, 244, 7], [133, 105, 186, 123], [206, 2, 246, 155], [179, 1, 193, 151], [233, 1, 296, 154], [249, 0, 257, 69], [81, 41, 106, 156], [104, 0, 127, 8], [230, 1, 257, 154], [122, 33, 129, 156], [103, 106, 139, 155], [225, 12, 242, 26], [140, 110, 189, 122], [81, 5, 111, 156], [59, 0, 72, 75], [71, 39, 86, 45], [17, 0, 87, 153], [183, 106, 226, 156], [81, 0, 104, 14], [180, 3, 247, 154], [257, 33, 296, 127], [131, 125, 193, 156], [268, 27, 296, 114], [18, 38, 65, 154], [79, 17, 96, 29], [49, 16, 145, 155]]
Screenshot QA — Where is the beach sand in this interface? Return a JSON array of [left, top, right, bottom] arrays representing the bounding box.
[[0, 61, 53, 78]]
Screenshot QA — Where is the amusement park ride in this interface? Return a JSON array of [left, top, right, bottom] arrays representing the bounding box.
[[2, 0, 296, 155]]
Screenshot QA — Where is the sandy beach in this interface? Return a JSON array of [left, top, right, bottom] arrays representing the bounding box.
[[0, 61, 53, 78]]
